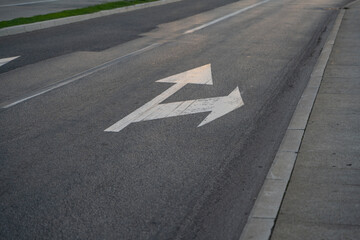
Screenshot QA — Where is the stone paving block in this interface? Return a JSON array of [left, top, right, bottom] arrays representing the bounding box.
[[301, 86, 318, 100], [101, 9, 117, 16], [311, 44, 332, 77], [319, 77, 360, 94], [310, 93, 360, 115], [241, 218, 274, 240], [24, 24, 42, 32], [294, 151, 360, 169], [306, 76, 322, 88], [291, 164, 360, 186], [288, 96, 315, 130], [336, 28, 360, 39], [0, 29, 8, 37], [334, 37, 360, 47], [330, 47, 360, 57], [276, 179, 360, 225], [301, 114, 360, 152], [5, 26, 25, 35], [278, 130, 304, 153], [78, 15, 93, 21], [40, 20, 55, 29], [252, 179, 287, 218], [329, 46, 360, 66], [324, 65, 360, 78], [267, 152, 297, 181], [329, 55, 360, 66], [272, 220, 360, 240]]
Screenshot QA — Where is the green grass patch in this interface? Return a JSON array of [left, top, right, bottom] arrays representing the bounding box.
[[0, 0, 159, 29]]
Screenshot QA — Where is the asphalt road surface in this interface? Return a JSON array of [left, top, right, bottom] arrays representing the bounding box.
[[0, 0, 350, 239]]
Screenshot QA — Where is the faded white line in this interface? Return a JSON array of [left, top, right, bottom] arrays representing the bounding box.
[[1, 43, 160, 109], [184, 0, 271, 34], [0, 0, 57, 7]]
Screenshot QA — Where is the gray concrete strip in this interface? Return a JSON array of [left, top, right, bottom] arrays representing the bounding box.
[[239, 5, 348, 240], [251, 180, 288, 219], [240, 218, 274, 240], [0, 0, 182, 37], [288, 86, 319, 130], [277, 130, 304, 153], [266, 152, 297, 182]]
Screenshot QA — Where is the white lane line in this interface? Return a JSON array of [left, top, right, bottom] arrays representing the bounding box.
[[0, 0, 57, 7], [184, 0, 271, 34], [0, 43, 160, 109]]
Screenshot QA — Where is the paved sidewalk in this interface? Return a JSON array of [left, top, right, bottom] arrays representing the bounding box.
[[271, 1, 360, 239]]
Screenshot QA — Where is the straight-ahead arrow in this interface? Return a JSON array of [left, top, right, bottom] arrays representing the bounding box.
[[105, 64, 244, 132]]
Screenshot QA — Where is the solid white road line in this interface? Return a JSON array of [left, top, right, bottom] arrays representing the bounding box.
[[0, 0, 57, 7], [0, 44, 160, 109], [184, 0, 271, 34]]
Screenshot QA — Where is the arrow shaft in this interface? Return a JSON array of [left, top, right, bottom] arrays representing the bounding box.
[[135, 97, 225, 122], [105, 82, 187, 132]]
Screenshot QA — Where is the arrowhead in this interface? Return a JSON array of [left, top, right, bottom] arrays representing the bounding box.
[[198, 87, 244, 127], [156, 64, 213, 85], [0, 56, 20, 67]]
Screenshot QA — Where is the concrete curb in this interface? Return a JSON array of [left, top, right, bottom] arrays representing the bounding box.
[[239, 6, 347, 240], [0, 0, 181, 37]]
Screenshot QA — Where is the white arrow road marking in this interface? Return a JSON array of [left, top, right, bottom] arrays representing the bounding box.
[[105, 64, 244, 132], [0, 56, 19, 67]]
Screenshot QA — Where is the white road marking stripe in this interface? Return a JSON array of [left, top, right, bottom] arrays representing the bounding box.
[[0, 0, 57, 7], [1, 43, 160, 109], [184, 0, 271, 34]]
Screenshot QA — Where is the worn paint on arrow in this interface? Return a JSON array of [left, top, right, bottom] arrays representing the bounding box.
[[105, 64, 244, 132], [0, 56, 19, 67]]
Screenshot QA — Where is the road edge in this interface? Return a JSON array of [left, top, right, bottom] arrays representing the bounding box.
[[0, 0, 181, 37], [238, 4, 348, 240]]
